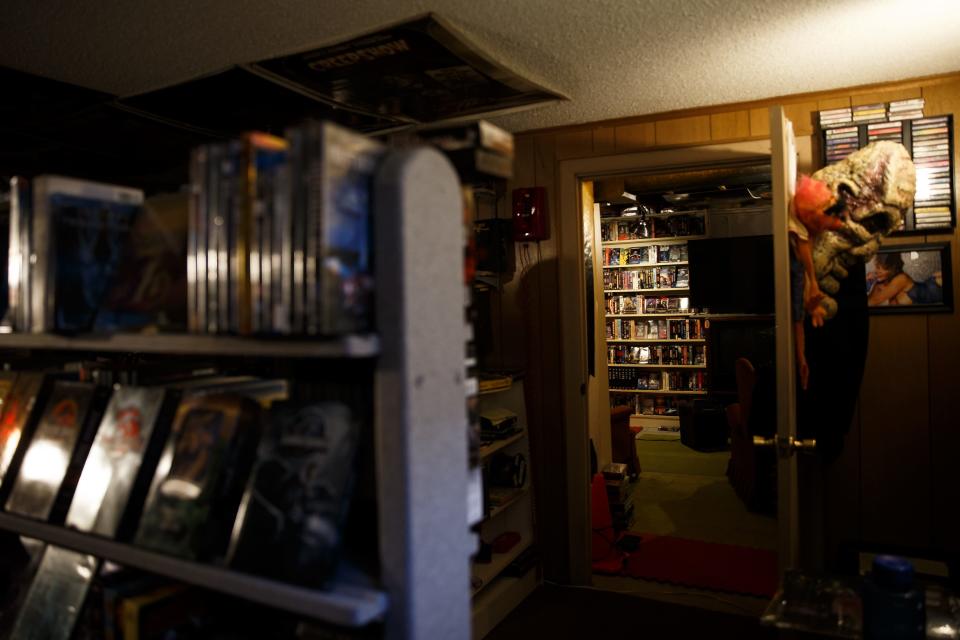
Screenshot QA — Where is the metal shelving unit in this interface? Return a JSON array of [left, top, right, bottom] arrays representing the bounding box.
[[0, 147, 472, 640]]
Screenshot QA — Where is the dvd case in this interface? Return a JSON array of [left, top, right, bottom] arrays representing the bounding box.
[[5, 381, 106, 522], [7, 177, 32, 331], [188, 146, 208, 334], [244, 133, 289, 335], [227, 401, 358, 586], [7, 545, 98, 640], [28, 176, 144, 334], [0, 372, 47, 497], [299, 121, 385, 335], [65, 386, 179, 540], [134, 394, 261, 560], [95, 193, 189, 333]]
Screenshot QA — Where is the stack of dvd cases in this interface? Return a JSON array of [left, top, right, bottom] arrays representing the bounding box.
[[187, 122, 385, 336], [6, 177, 144, 334]]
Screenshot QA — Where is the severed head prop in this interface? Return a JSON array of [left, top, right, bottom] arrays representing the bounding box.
[[810, 141, 916, 319]]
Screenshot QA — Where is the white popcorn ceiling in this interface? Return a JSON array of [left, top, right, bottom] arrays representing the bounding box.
[[2, 0, 960, 133]]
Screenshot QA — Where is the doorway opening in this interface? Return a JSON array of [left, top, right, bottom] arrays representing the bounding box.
[[581, 160, 781, 614]]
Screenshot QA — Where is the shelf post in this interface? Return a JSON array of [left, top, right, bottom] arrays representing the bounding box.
[[374, 149, 471, 640]]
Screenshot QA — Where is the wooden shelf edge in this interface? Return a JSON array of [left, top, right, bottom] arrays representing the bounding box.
[[605, 313, 695, 318], [609, 389, 707, 395], [603, 288, 690, 294], [472, 539, 532, 598], [0, 512, 387, 627], [601, 261, 689, 269], [479, 432, 526, 460], [0, 332, 381, 359], [607, 364, 706, 369], [600, 235, 706, 247], [605, 339, 705, 343], [484, 486, 530, 521]]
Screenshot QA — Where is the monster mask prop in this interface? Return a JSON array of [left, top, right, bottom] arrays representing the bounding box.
[[810, 140, 916, 319]]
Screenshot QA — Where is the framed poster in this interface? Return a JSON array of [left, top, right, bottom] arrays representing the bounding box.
[[866, 243, 953, 313]]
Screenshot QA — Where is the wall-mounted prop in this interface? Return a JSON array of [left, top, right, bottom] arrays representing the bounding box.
[[790, 140, 916, 390]]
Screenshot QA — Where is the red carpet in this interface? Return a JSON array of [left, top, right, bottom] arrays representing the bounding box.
[[614, 533, 779, 598]]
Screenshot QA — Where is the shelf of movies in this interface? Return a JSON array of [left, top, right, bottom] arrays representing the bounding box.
[[0, 372, 384, 630], [5, 122, 383, 350], [607, 343, 706, 369], [606, 316, 704, 342], [608, 369, 707, 395], [605, 290, 693, 315], [601, 241, 689, 266], [600, 213, 706, 244]]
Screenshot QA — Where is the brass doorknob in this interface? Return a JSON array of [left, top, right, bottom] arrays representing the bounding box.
[[752, 435, 817, 455]]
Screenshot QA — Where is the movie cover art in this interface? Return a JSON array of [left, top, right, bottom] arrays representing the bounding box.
[[228, 402, 358, 586], [7, 546, 98, 640], [0, 373, 47, 492], [66, 386, 174, 539], [5, 381, 96, 520], [96, 194, 189, 333], [305, 122, 384, 335], [48, 191, 141, 333], [135, 396, 260, 560]]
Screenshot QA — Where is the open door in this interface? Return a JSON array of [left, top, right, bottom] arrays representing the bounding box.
[[760, 106, 817, 573]]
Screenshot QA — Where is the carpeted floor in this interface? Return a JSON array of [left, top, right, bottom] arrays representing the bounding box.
[[485, 583, 778, 639], [621, 533, 779, 597]]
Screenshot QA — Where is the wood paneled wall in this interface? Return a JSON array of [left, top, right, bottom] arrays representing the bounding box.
[[500, 72, 960, 579]]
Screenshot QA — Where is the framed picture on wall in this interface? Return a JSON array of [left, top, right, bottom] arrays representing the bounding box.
[[865, 242, 953, 313]]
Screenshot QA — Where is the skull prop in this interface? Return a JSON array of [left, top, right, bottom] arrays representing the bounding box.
[[810, 141, 916, 319]]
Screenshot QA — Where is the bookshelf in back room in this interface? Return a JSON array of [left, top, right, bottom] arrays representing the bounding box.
[[600, 208, 706, 435], [595, 165, 773, 435]]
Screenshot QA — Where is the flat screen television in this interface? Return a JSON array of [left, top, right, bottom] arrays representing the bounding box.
[[687, 235, 775, 315]]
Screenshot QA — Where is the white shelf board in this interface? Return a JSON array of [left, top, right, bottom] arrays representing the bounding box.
[[603, 288, 689, 294], [600, 235, 706, 247], [472, 567, 538, 640], [0, 332, 380, 359], [607, 363, 706, 369], [472, 539, 532, 598], [0, 512, 387, 627], [479, 432, 525, 460], [631, 413, 680, 422], [605, 338, 705, 343], [602, 261, 688, 269], [609, 389, 707, 395], [605, 313, 695, 318], [599, 211, 706, 222], [484, 486, 530, 521]]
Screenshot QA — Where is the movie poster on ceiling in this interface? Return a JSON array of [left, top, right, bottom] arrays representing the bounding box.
[[252, 14, 564, 124]]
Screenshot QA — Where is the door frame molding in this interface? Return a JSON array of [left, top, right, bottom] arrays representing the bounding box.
[[557, 139, 774, 584]]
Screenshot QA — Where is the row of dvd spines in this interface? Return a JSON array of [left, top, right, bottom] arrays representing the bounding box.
[[607, 343, 706, 366], [606, 295, 691, 315], [188, 122, 383, 337], [600, 216, 705, 242], [608, 368, 706, 391], [602, 244, 688, 266], [611, 394, 678, 417], [603, 266, 689, 291], [606, 317, 704, 341]]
